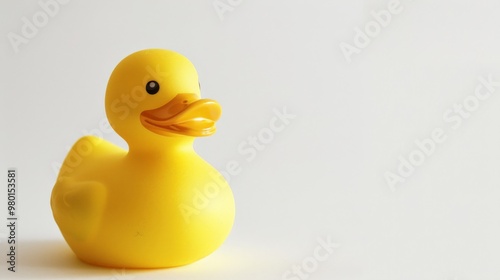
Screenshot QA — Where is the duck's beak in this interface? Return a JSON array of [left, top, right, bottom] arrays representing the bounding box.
[[140, 94, 221, 137]]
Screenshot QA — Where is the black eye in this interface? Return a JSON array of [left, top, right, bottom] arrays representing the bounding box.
[[146, 81, 160, 95]]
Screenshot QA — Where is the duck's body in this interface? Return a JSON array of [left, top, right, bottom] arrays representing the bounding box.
[[51, 49, 235, 268]]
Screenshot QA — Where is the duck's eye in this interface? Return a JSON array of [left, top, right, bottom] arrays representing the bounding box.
[[146, 81, 160, 95]]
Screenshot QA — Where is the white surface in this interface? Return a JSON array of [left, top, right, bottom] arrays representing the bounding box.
[[1, 0, 500, 279]]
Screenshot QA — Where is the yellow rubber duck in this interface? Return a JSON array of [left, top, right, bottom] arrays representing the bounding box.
[[51, 49, 235, 268]]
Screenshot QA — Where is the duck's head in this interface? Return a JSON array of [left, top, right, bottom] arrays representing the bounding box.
[[105, 49, 221, 151]]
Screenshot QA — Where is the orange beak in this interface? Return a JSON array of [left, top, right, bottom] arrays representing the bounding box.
[[140, 94, 221, 137]]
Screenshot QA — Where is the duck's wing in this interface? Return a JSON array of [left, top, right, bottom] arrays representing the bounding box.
[[56, 135, 125, 179], [51, 136, 122, 242], [51, 177, 107, 242]]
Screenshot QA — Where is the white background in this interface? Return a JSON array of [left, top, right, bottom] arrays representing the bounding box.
[[1, 0, 500, 279]]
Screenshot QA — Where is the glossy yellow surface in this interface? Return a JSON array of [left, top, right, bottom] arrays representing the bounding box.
[[51, 49, 235, 268]]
